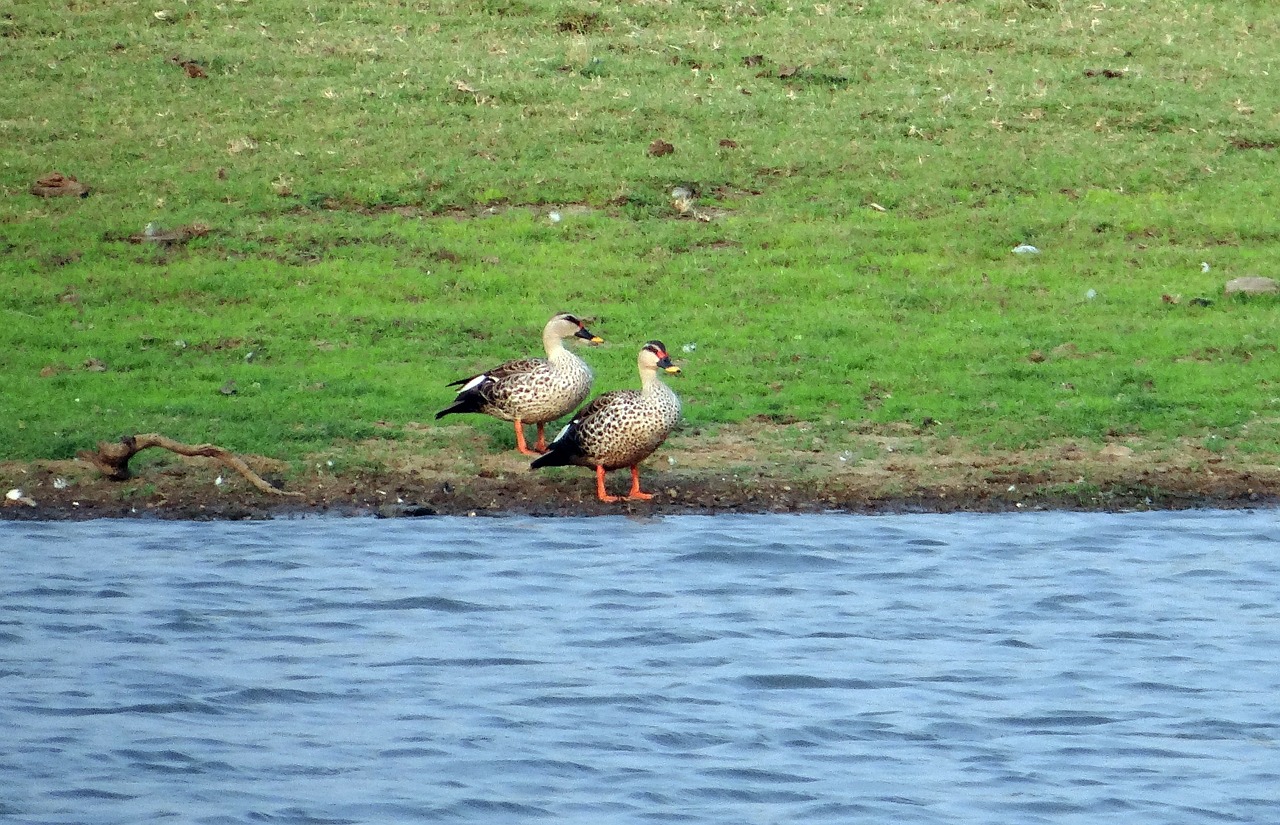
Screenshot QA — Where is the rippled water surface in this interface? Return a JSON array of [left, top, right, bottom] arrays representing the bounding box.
[[3, 511, 1279, 824]]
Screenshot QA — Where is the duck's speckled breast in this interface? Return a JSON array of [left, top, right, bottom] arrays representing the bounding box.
[[487, 353, 593, 423], [581, 382, 681, 470]]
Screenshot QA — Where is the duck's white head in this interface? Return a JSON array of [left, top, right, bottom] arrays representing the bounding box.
[[546, 312, 604, 345], [639, 340, 681, 376]]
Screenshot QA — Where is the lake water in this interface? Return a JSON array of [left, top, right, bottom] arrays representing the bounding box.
[[2, 511, 1278, 824]]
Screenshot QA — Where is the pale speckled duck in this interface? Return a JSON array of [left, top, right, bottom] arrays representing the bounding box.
[[531, 340, 682, 502], [436, 313, 604, 455]]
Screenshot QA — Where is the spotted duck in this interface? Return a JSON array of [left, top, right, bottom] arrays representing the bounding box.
[[531, 340, 682, 502], [436, 313, 604, 455]]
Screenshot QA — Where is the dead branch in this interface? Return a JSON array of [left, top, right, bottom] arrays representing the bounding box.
[[79, 433, 303, 497]]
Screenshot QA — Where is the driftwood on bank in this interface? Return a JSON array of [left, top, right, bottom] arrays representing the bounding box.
[[79, 433, 303, 497]]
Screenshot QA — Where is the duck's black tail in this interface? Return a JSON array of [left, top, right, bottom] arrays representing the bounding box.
[[435, 392, 483, 420], [530, 427, 581, 469]]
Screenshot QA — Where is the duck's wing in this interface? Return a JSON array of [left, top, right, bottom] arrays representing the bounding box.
[[569, 389, 638, 426], [446, 357, 547, 388]]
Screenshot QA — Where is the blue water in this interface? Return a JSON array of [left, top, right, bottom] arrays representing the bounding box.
[[2, 511, 1278, 824]]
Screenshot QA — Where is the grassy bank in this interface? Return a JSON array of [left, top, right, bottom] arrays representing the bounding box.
[[3, 0, 1278, 480]]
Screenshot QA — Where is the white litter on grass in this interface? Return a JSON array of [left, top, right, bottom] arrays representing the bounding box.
[[548, 210, 562, 223], [1086, 288, 1097, 300], [1201, 262, 1210, 273], [682, 342, 697, 353], [53, 477, 69, 490], [5, 488, 36, 507], [215, 475, 224, 486], [1012, 244, 1040, 255]]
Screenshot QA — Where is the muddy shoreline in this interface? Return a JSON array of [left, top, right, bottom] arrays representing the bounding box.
[[3, 431, 1277, 520]]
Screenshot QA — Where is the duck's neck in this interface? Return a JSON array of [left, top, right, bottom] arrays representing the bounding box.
[[548, 336, 589, 372], [639, 366, 663, 393], [544, 332, 569, 360]]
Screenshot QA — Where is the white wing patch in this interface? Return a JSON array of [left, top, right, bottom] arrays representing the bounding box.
[[460, 374, 490, 393]]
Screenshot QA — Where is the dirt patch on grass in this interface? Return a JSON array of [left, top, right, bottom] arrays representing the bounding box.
[[3, 424, 1276, 520]]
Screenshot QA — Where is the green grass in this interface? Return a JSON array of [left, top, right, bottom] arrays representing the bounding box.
[[2, 0, 1278, 462]]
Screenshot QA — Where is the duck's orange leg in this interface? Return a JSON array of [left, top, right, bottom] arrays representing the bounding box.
[[596, 465, 621, 502], [625, 465, 655, 501], [514, 420, 541, 456], [532, 422, 549, 453]]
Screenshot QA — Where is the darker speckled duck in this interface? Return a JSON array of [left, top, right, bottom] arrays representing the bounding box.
[[531, 340, 682, 502]]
